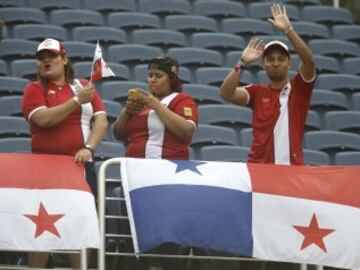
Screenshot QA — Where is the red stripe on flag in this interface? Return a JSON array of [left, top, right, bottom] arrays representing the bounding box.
[[248, 163, 360, 209], [91, 58, 102, 82], [0, 153, 90, 192]]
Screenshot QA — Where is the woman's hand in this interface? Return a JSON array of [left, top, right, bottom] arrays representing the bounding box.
[[74, 148, 93, 163], [77, 84, 95, 104], [136, 90, 162, 110]]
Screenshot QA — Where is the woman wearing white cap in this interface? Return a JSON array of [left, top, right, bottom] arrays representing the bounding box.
[[21, 38, 108, 268], [220, 4, 316, 166]]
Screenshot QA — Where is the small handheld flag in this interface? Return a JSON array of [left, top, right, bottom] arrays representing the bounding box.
[[90, 41, 115, 83]]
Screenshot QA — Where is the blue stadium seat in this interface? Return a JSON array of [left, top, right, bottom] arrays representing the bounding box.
[[102, 100, 122, 142], [0, 138, 31, 153], [0, 60, 8, 76], [0, 116, 30, 138], [334, 152, 360, 166], [303, 149, 330, 166], [310, 89, 349, 117], [0, 96, 23, 117], [332, 25, 360, 43], [305, 110, 321, 131], [0, 76, 29, 96], [239, 128, 252, 148], [0, 0, 26, 7], [134, 64, 192, 84], [139, 0, 191, 16], [28, 0, 80, 10], [353, 93, 360, 110], [193, 0, 246, 19], [101, 81, 148, 104], [324, 111, 360, 134], [0, 7, 45, 25], [83, 0, 136, 13], [304, 131, 360, 164], [13, 24, 68, 41], [196, 66, 253, 86], [62, 41, 96, 62], [191, 33, 245, 54], [343, 57, 360, 76], [0, 39, 37, 61], [132, 29, 186, 49], [291, 21, 329, 41], [200, 145, 249, 162], [168, 47, 223, 69], [280, 0, 320, 6], [191, 124, 238, 158], [221, 18, 275, 40], [72, 26, 127, 45], [165, 15, 217, 34], [198, 104, 252, 136], [73, 61, 130, 81], [316, 74, 360, 98], [290, 54, 339, 74], [309, 39, 360, 59], [10, 59, 37, 80], [248, 3, 300, 21], [95, 141, 125, 161], [108, 12, 161, 31], [302, 6, 353, 26], [103, 100, 122, 123], [108, 44, 162, 65], [183, 84, 225, 105], [50, 9, 104, 27]]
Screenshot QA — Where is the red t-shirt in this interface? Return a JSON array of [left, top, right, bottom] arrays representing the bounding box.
[[22, 79, 106, 156], [125, 92, 198, 160], [245, 72, 315, 165]]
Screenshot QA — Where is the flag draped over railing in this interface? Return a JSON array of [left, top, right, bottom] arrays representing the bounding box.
[[121, 158, 360, 270], [0, 153, 100, 251]]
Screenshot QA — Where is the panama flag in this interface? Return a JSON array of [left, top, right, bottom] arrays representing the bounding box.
[[121, 158, 360, 270], [0, 153, 100, 251], [90, 40, 115, 82]]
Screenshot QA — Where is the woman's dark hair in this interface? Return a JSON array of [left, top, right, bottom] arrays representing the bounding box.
[[148, 54, 182, 92], [37, 55, 75, 91]]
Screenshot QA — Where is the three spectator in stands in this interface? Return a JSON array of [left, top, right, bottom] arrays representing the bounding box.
[[220, 4, 316, 165]]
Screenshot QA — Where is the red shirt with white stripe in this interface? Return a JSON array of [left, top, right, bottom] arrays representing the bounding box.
[[245, 72, 315, 165], [125, 92, 198, 160], [22, 79, 106, 156]]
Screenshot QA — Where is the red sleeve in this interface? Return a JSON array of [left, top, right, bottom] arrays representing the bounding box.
[[170, 92, 198, 126], [244, 84, 257, 108], [21, 82, 46, 121], [292, 72, 315, 98]]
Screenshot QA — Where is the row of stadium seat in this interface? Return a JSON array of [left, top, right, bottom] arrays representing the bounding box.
[[1, 3, 354, 26], [1, 135, 359, 166]]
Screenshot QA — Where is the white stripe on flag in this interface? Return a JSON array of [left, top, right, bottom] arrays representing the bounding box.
[[252, 193, 360, 270], [0, 188, 99, 251]]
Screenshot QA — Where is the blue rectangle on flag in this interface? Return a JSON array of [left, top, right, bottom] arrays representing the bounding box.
[[130, 184, 253, 256]]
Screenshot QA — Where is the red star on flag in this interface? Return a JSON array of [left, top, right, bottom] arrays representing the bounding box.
[[293, 213, 335, 252], [24, 202, 64, 238]]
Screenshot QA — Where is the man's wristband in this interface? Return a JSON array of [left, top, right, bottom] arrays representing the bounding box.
[[285, 26, 294, 35], [73, 96, 81, 106], [233, 59, 247, 73]]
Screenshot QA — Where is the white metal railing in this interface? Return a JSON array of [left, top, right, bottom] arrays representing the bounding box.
[[97, 158, 325, 270]]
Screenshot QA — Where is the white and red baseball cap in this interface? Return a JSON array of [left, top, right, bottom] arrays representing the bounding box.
[[36, 38, 66, 56], [264, 40, 290, 57]]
